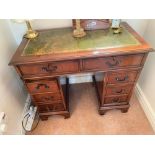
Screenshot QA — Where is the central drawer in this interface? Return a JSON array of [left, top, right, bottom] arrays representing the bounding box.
[[82, 54, 144, 71], [18, 60, 79, 76]]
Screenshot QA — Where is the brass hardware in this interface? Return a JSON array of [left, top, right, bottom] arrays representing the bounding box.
[[115, 76, 128, 82], [42, 65, 57, 72], [106, 57, 119, 67], [112, 27, 122, 34], [113, 98, 119, 102], [111, 19, 122, 34], [115, 89, 123, 94], [24, 20, 39, 39], [36, 83, 49, 90], [41, 96, 53, 101], [73, 19, 86, 38]]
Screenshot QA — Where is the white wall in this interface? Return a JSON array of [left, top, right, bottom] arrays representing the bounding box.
[[123, 19, 149, 36], [9, 19, 72, 45], [0, 20, 27, 134], [9, 19, 148, 45], [137, 20, 155, 110]]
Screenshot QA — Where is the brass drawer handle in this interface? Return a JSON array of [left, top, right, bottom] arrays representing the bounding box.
[[42, 64, 57, 72], [36, 83, 49, 90], [106, 57, 119, 67], [112, 98, 120, 102], [115, 76, 128, 82], [41, 96, 54, 101], [114, 89, 123, 94]]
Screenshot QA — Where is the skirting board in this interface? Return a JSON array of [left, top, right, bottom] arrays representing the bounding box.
[[134, 84, 155, 131]]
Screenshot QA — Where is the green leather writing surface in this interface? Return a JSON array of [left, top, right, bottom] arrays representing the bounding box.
[[22, 25, 141, 56]]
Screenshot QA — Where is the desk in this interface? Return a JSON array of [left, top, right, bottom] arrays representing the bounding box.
[[9, 22, 153, 120]]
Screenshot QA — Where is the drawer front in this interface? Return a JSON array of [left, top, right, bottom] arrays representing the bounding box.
[[106, 84, 133, 96], [26, 79, 59, 94], [19, 60, 79, 76], [104, 95, 128, 104], [32, 93, 62, 103], [83, 54, 144, 71], [107, 70, 138, 84], [38, 103, 65, 113]]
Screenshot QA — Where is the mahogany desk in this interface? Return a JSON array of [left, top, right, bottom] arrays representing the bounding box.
[[9, 22, 153, 120]]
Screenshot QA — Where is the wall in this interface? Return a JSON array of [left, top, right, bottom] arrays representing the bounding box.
[[9, 19, 148, 45], [135, 20, 155, 130], [0, 20, 27, 134]]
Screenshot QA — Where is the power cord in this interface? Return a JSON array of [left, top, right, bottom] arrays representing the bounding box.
[[22, 108, 40, 132]]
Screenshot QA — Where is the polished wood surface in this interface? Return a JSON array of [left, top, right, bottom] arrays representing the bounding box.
[[26, 78, 59, 94], [9, 22, 153, 120], [107, 70, 139, 84], [82, 54, 144, 71]]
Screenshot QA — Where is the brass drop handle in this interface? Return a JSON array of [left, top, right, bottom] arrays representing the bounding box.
[[113, 98, 120, 102], [42, 96, 53, 101], [115, 89, 123, 94], [36, 83, 49, 90], [115, 76, 128, 82], [106, 57, 119, 67], [42, 64, 57, 72]]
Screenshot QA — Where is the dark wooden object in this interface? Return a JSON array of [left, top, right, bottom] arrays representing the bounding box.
[[9, 22, 153, 120], [72, 19, 110, 30]]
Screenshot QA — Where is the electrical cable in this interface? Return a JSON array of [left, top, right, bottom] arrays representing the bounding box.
[[22, 110, 40, 132]]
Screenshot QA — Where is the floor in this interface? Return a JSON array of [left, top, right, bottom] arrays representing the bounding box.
[[28, 83, 154, 135]]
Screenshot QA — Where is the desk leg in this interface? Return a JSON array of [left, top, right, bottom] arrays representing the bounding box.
[[66, 77, 69, 105], [64, 77, 70, 119], [92, 75, 102, 105]]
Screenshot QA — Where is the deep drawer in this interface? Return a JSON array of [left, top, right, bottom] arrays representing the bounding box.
[[107, 70, 139, 84], [26, 78, 59, 94], [83, 54, 144, 71], [105, 84, 133, 96], [104, 95, 128, 105], [38, 103, 65, 113], [32, 93, 62, 103], [18, 60, 79, 76]]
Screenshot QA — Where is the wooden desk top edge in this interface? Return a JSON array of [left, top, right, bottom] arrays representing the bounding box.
[[9, 22, 154, 66]]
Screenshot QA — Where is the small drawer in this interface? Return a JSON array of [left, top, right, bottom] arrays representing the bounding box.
[[38, 103, 65, 113], [19, 60, 79, 76], [26, 79, 59, 94], [32, 93, 62, 103], [105, 84, 133, 96], [83, 54, 144, 71], [107, 70, 139, 84], [104, 95, 128, 105]]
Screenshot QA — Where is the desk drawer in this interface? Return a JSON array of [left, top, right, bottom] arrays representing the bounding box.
[[38, 103, 65, 113], [19, 60, 79, 76], [107, 70, 139, 84], [32, 93, 62, 103], [83, 54, 144, 71], [105, 84, 133, 96], [104, 95, 128, 105], [26, 79, 59, 94]]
